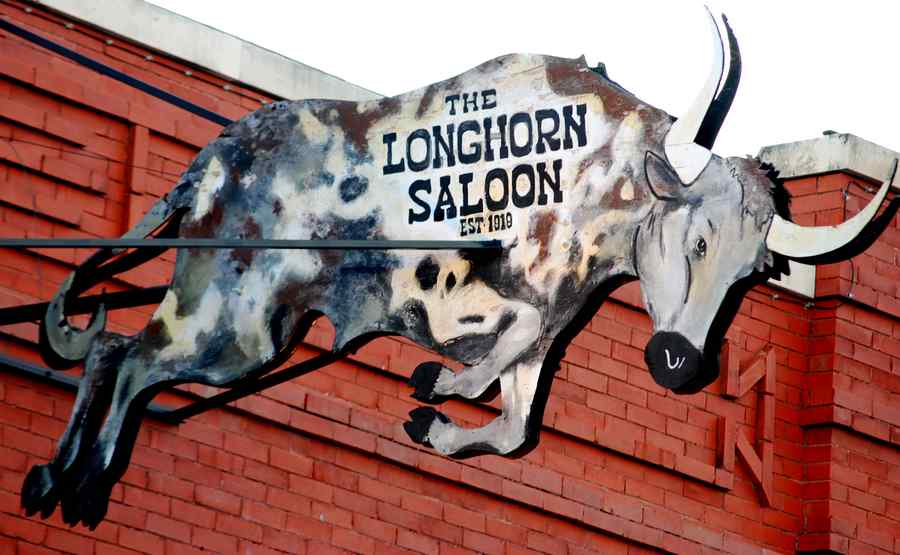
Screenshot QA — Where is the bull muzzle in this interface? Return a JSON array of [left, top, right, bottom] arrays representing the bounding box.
[[644, 332, 703, 390]]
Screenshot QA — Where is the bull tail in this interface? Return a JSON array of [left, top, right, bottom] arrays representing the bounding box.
[[41, 184, 194, 368]]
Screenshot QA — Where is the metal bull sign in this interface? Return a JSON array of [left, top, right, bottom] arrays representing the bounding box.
[[21, 12, 895, 528]]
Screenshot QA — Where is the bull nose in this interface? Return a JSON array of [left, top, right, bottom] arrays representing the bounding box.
[[644, 332, 702, 390]]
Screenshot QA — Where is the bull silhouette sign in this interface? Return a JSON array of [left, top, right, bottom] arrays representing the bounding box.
[[20, 11, 896, 528]]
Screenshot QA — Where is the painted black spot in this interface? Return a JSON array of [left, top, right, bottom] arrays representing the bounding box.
[[415, 257, 440, 291], [458, 315, 484, 324], [446, 272, 456, 291], [339, 175, 368, 202]]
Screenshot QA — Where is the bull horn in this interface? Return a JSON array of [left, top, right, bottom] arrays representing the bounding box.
[[664, 8, 726, 184], [766, 159, 897, 259]]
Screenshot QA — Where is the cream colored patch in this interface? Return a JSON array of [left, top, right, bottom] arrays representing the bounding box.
[[298, 109, 329, 146], [389, 255, 507, 344], [229, 270, 276, 359], [620, 179, 634, 201], [155, 286, 223, 360], [194, 156, 225, 218]]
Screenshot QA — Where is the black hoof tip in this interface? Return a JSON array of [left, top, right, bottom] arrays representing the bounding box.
[[404, 406, 448, 446], [408, 361, 444, 402], [21, 464, 58, 519]]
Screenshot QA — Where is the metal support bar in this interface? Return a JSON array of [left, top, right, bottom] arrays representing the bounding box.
[[154, 350, 342, 424], [0, 353, 174, 418], [0, 349, 342, 425], [0, 18, 234, 126], [0, 286, 167, 326], [0, 238, 502, 250]]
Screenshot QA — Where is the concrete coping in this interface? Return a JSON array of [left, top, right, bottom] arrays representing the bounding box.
[[758, 133, 900, 187], [35, 0, 382, 102], [759, 134, 900, 299]]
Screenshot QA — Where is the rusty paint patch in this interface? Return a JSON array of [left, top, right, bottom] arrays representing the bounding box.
[[325, 96, 402, 156], [527, 210, 557, 270]]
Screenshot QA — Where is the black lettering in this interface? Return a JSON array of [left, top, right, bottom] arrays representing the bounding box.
[[433, 176, 458, 222], [537, 159, 563, 204], [509, 112, 533, 158], [457, 120, 482, 164], [483, 117, 494, 162], [482, 89, 497, 110], [563, 103, 587, 149], [459, 172, 483, 217], [432, 124, 455, 169], [535, 109, 561, 154], [462, 92, 478, 113], [408, 178, 432, 223], [407, 128, 431, 172], [496, 114, 509, 159], [382, 133, 405, 175], [484, 168, 509, 211], [445, 94, 460, 115], [511, 164, 535, 208]]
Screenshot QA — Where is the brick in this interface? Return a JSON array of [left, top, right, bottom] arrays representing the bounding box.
[[333, 528, 376, 555], [0, 98, 44, 129], [443, 504, 485, 533], [285, 514, 333, 543], [192, 528, 237, 554], [398, 530, 439, 555], [562, 476, 604, 509], [0, 514, 47, 543], [522, 463, 563, 495], [421, 517, 462, 544], [224, 432, 268, 462], [118, 527, 165, 555], [402, 493, 443, 518], [222, 472, 267, 501], [608, 379, 646, 406], [527, 530, 567, 555], [244, 458, 288, 488], [216, 513, 263, 542], [123, 485, 170, 515], [354, 514, 398, 543], [462, 530, 504, 555], [45, 528, 96, 555], [627, 404, 666, 432], [147, 472, 193, 501], [195, 485, 241, 515], [242, 499, 287, 529]]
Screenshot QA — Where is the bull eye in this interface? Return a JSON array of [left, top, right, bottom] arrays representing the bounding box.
[[694, 237, 707, 258]]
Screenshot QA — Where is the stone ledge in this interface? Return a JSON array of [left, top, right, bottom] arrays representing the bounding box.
[[759, 134, 900, 299], [759, 133, 900, 186], [35, 0, 381, 102]]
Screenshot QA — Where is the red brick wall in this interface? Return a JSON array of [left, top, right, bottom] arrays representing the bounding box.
[[1, 2, 899, 553]]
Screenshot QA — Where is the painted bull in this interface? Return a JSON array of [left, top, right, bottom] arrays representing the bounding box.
[[22, 13, 895, 528]]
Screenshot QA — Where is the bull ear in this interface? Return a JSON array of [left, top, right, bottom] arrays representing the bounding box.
[[645, 151, 683, 200]]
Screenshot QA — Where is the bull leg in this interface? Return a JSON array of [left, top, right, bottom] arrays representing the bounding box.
[[405, 357, 545, 456], [409, 302, 541, 402], [21, 333, 128, 520], [405, 302, 545, 455], [65, 302, 306, 528]]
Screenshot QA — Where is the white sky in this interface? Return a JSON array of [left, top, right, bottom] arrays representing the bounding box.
[[149, 0, 900, 158]]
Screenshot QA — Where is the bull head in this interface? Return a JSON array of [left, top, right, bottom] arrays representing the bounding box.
[[641, 10, 896, 392]]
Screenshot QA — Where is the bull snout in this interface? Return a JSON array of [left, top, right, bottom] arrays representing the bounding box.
[[644, 332, 703, 390]]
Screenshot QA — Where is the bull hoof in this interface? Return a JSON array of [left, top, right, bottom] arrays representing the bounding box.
[[408, 361, 446, 402], [21, 464, 60, 519], [71, 476, 112, 530], [404, 406, 449, 446]]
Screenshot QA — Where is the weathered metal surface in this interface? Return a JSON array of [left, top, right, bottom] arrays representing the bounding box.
[[0, 238, 501, 249], [20, 13, 893, 529]]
